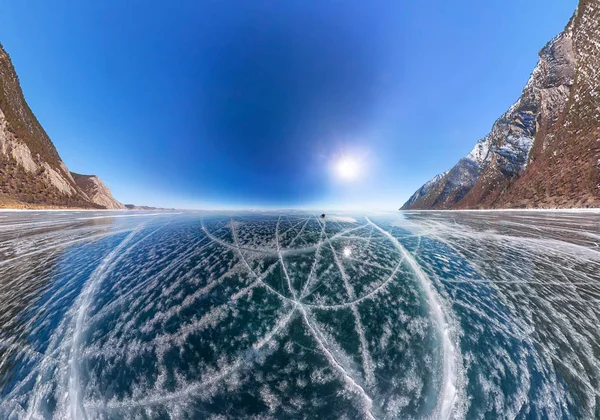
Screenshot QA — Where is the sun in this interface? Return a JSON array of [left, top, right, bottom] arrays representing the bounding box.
[[334, 155, 361, 181]]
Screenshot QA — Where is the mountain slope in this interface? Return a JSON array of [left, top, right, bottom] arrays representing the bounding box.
[[70, 173, 125, 210], [0, 43, 121, 209], [402, 171, 448, 209], [402, 0, 600, 210]]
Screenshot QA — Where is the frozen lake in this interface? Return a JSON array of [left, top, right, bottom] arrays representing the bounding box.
[[0, 210, 599, 419]]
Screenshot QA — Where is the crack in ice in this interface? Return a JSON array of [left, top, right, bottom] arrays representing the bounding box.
[[68, 223, 151, 419], [366, 217, 459, 420]]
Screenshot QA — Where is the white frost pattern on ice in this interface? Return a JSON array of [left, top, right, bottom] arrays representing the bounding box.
[[2, 210, 599, 419], [366, 217, 459, 420]]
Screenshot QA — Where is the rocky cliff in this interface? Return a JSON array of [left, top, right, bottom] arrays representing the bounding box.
[[402, 0, 600, 210], [70, 173, 125, 210], [0, 42, 122, 209]]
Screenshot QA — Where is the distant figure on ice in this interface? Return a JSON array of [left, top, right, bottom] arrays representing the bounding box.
[[320, 214, 326, 218]]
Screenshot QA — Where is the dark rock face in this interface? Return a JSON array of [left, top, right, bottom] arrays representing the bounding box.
[[402, 0, 600, 210], [497, 0, 600, 208]]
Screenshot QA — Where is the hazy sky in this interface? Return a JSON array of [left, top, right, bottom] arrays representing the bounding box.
[[0, 0, 577, 209]]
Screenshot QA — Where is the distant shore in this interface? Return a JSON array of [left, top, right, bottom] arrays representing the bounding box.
[[0, 208, 180, 212], [0, 207, 122, 212], [0, 206, 176, 212], [0, 201, 176, 212], [0, 204, 99, 211], [1, 206, 598, 214]]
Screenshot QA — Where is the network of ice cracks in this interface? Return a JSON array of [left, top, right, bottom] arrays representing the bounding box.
[[0, 212, 458, 419], [1, 210, 600, 419]]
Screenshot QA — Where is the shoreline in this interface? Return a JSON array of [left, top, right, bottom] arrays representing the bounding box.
[[0, 208, 176, 213], [1, 207, 598, 214], [400, 208, 600, 213], [0, 207, 129, 212]]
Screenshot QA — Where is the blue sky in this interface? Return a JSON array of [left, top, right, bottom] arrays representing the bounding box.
[[0, 0, 577, 209]]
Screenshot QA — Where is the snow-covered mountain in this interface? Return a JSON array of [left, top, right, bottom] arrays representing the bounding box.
[[402, 171, 448, 209], [402, 0, 599, 210]]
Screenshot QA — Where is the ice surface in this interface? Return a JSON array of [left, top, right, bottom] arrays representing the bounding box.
[[0, 210, 599, 419]]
